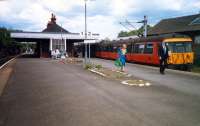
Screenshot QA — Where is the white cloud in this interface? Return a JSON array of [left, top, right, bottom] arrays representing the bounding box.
[[88, 15, 122, 39], [18, 3, 49, 23], [147, 0, 184, 11], [109, 0, 138, 17], [39, 0, 83, 12], [57, 14, 123, 39], [0, 1, 10, 17], [187, 1, 200, 9]]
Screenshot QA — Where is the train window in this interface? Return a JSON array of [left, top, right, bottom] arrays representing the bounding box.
[[104, 46, 107, 51], [108, 46, 111, 52], [131, 44, 134, 52], [167, 42, 192, 53], [144, 43, 153, 54], [133, 44, 138, 53], [108, 45, 113, 52], [96, 46, 100, 51], [113, 46, 118, 52], [133, 44, 144, 53], [97, 46, 101, 51], [167, 43, 174, 52], [100, 46, 104, 51], [111, 45, 114, 52], [102, 46, 106, 51], [97, 44, 102, 51], [133, 44, 139, 53], [100, 46, 103, 51], [127, 44, 132, 53], [107, 46, 111, 52], [106, 46, 109, 52], [184, 43, 192, 52], [138, 44, 145, 53], [176, 43, 185, 53]]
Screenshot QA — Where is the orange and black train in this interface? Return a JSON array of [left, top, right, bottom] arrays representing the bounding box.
[[93, 35, 194, 71]]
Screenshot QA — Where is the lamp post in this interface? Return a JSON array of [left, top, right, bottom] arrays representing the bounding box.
[[84, 0, 88, 65], [84, 0, 95, 65]]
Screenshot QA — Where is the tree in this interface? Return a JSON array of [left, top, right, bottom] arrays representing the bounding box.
[[0, 27, 11, 48], [0, 27, 22, 57], [118, 31, 129, 37], [118, 25, 152, 37]]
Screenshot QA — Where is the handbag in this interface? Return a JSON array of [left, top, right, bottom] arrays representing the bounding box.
[[114, 58, 122, 67]]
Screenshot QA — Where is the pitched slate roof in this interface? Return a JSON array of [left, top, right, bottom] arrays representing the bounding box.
[[42, 13, 70, 33], [42, 23, 69, 33], [148, 14, 200, 36]]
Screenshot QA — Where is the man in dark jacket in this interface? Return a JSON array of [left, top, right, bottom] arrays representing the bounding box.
[[158, 42, 169, 74]]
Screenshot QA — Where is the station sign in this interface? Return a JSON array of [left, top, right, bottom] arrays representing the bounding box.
[[84, 40, 97, 44]]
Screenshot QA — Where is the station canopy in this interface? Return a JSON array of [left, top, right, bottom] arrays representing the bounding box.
[[11, 13, 99, 40]]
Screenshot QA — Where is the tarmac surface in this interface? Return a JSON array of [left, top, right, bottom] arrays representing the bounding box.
[[0, 57, 200, 126]]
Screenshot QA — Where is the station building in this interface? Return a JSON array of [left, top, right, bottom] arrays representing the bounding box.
[[11, 14, 99, 57]]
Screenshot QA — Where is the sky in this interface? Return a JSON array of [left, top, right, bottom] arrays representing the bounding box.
[[0, 0, 200, 39]]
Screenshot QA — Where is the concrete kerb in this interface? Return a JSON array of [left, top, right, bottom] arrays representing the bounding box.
[[93, 58, 200, 78], [0, 55, 19, 96], [88, 66, 131, 78], [88, 69, 106, 77], [89, 68, 152, 87], [0, 55, 19, 70]]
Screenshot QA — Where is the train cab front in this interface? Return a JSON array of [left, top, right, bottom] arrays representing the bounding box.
[[163, 38, 194, 71]]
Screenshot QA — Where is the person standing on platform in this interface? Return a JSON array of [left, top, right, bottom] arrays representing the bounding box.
[[118, 44, 127, 72], [158, 42, 169, 74]]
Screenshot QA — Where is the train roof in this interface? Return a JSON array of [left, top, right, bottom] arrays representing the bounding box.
[[99, 33, 191, 45]]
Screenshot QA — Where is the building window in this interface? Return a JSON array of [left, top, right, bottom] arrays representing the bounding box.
[[52, 39, 65, 51]]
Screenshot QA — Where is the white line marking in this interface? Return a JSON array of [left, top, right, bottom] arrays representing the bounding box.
[[145, 82, 151, 86], [139, 84, 145, 87], [121, 80, 151, 87], [89, 69, 106, 77], [121, 80, 130, 85]]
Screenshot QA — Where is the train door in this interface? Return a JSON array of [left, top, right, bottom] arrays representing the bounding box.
[[152, 42, 161, 65], [112, 44, 118, 59], [143, 42, 154, 64], [101, 45, 106, 58], [126, 43, 133, 61], [132, 43, 145, 63], [107, 44, 113, 59]]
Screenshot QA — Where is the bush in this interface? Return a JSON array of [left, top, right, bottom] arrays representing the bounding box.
[[84, 63, 93, 70], [0, 27, 22, 57], [95, 64, 102, 70]]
